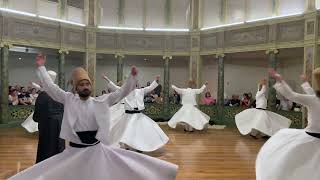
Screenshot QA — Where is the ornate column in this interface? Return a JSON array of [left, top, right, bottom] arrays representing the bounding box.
[[162, 55, 171, 120], [266, 49, 279, 110], [59, 0, 68, 20], [58, 49, 68, 90], [216, 53, 225, 123], [115, 53, 125, 82], [84, 0, 97, 96], [0, 43, 10, 124]]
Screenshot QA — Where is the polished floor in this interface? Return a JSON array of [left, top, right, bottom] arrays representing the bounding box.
[[0, 125, 266, 180]]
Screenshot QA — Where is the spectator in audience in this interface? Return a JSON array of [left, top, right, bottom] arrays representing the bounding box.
[[154, 79, 162, 97], [15, 85, 22, 95], [144, 90, 156, 103], [9, 89, 19, 106], [170, 90, 181, 104], [18, 87, 32, 105], [229, 95, 240, 107], [241, 93, 251, 108], [202, 91, 216, 105], [30, 88, 39, 105], [155, 92, 163, 104]]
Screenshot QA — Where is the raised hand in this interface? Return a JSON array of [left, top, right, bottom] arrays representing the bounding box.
[[300, 74, 308, 82], [261, 78, 267, 85], [268, 68, 282, 82], [35, 53, 46, 67], [155, 75, 160, 81], [101, 73, 109, 81], [36, 53, 46, 67], [131, 66, 138, 76]]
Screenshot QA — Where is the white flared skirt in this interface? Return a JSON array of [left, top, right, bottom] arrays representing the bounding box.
[[109, 112, 169, 152], [168, 104, 210, 130], [256, 128, 320, 180], [235, 108, 291, 136], [8, 143, 178, 180], [21, 113, 38, 133]]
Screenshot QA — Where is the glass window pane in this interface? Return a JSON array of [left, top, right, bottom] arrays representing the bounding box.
[[100, 0, 118, 26], [247, 0, 273, 21], [278, 0, 306, 16], [9, 0, 37, 14], [202, 0, 222, 28], [67, 6, 84, 24], [38, 0, 59, 18], [226, 0, 245, 24], [171, 0, 191, 29], [146, 0, 166, 28], [123, 0, 143, 28]]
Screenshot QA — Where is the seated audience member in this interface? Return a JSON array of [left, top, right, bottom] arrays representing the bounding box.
[[144, 90, 156, 103], [9, 89, 19, 106], [170, 90, 181, 104], [30, 88, 39, 105], [229, 95, 240, 107], [240, 93, 251, 108], [18, 87, 32, 105], [202, 91, 216, 105], [155, 92, 163, 104]]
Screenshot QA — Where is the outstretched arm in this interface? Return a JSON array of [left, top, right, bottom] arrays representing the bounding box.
[[269, 69, 313, 107], [103, 67, 138, 106], [300, 74, 315, 95], [102, 73, 120, 92], [171, 85, 184, 94], [256, 85, 266, 98], [142, 75, 160, 94], [30, 82, 41, 91], [35, 54, 68, 104], [194, 82, 208, 94]]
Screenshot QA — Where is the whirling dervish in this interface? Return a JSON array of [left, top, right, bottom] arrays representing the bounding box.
[[168, 80, 210, 132], [235, 78, 292, 138], [9, 53, 178, 180], [256, 68, 320, 180], [103, 74, 169, 152]]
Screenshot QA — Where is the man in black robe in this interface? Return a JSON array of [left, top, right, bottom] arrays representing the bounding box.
[[33, 70, 65, 163]]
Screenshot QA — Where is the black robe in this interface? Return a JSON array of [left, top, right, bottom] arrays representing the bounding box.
[[33, 91, 65, 163]]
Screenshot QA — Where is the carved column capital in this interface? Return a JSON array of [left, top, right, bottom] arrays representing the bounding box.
[[215, 53, 225, 58], [162, 55, 172, 60], [0, 42, 13, 49], [114, 53, 125, 58], [265, 48, 279, 54], [58, 49, 69, 54]]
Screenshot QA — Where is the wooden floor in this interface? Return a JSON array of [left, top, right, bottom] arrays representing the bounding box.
[[0, 126, 266, 180]]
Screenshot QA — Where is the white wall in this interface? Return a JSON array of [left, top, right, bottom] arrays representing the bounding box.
[[9, 52, 84, 90], [201, 56, 303, 99], [8, 52, 303, 98], [96, 55, 117, 95], [278, 58, 304, 93], [94, 55, 189, 95], [9, 54, 59, 87]]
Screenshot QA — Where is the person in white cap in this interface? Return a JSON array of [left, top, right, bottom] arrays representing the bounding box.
[[32, 70, 65, 163], [235, 78, 291, 139], [256, 68, 320, 180], [8, 54, 178, 180]]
